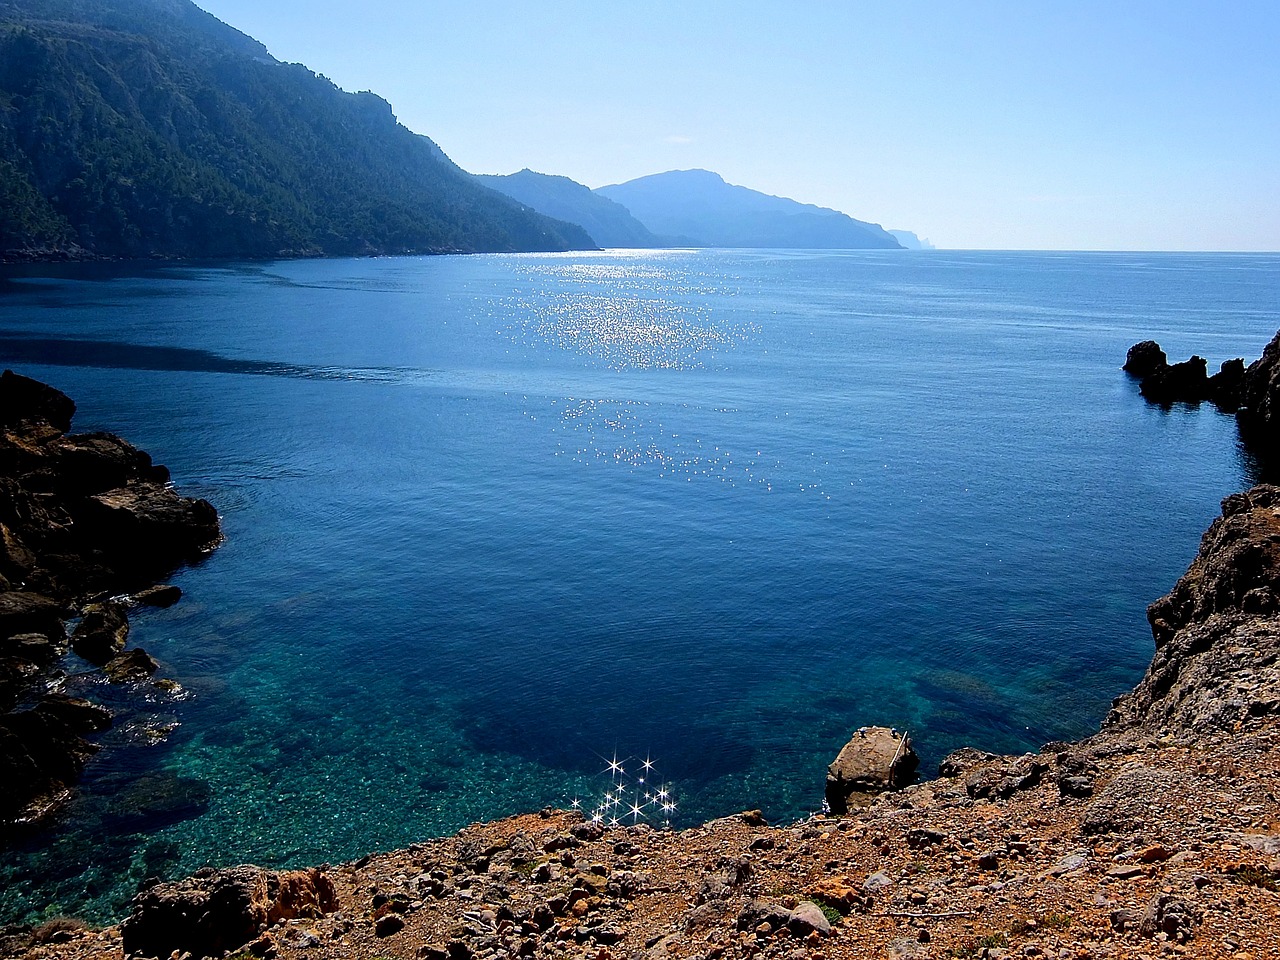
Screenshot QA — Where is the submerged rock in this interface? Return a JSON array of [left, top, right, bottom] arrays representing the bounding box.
[[824, 725, 918, 813]]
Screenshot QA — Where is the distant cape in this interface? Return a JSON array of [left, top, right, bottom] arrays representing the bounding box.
[[595, 170, 902, 250]]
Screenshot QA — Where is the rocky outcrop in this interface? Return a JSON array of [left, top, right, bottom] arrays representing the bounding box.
[[825, 726, 919, 813], [1104, 485, 1280, 735], [1123, 340, 1245, 408], [1239, 328, 1280, 475], [1122, 340, 1167, 378], [0, 370, 221, 831], [120, 867, 338, 959]]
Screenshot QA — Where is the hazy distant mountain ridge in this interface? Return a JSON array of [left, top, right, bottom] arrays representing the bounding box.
[[596, 170, 901, 250], [0, 0, 594, 259], [476, 169, 661, 248], [888, 230, 934, 250]]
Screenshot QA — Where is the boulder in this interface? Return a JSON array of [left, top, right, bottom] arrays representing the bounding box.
[[120, 866, 338, 959], [76, 483, 220, 578], [35, 694, 112, 733], [131, 584, 182, 608], [71, 601, 129, 666], [0, 591, 65, 638], [0, 707, 98, 825], [1123, 340, 1167, 378], [104, 648, 160, 683], [0, 370, 75, 434], [825, 726, 918, 813]]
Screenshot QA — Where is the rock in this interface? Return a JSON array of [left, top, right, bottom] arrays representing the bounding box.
[[131, 583, 183, 607], [0, 591, 65, 638], [71, 601, 129, 665], [1123, 341, 1168, 378], [120, 866, 338, 958], [965, 754, 1049, 800], [863, 871, 893, 891], [375, 914, 405, 937], [1139, 895, 1197, 941], [1057, 775, 1094, 798], [105, 773, 212, 831], [806, 877, 863, 914], [1040, 852, 1088, 878], [0, 706, 97, 825], [1208, 357, 1246, 409], [1106, 485, 1280, 735], [0, 632, 60, 664], [35, 694, 112, 733], [937, 746, 998, 778], [1140, 355, 1210, 403], [825, 726, 919, 813], [1239, 329, 1280, 473], [788, 902, 831, 937], [906, 827, 946, 849], [104, 648, 160, 683], [0, 524, 37, 581], [1081, 766, 1192, 835], [47, 433, 164, 496], [77, 483, 220, 580], [736, 900, 794, 935], [0, 370, 75, 434]]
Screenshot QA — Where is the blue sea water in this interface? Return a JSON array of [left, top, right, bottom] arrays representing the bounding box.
[[0, 249, 1276, 923]]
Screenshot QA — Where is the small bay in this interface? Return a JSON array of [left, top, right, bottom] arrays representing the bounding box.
[[0, 249, 1276, 922]]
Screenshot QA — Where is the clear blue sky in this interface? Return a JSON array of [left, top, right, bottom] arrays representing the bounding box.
[[194, 0, 1278, 251]]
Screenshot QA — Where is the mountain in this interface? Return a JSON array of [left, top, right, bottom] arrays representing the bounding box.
[[595, 170, 901, 250], [476, 169, 660, 249], [888, 230, 934, 250], [0, 0, 595, 260]]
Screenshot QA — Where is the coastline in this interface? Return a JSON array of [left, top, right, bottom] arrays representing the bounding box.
[[2, 333, 1276, 957], [17, 482, 1278, 960], [0, 371, 221, 835]]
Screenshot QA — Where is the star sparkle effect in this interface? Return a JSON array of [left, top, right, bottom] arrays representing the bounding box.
[[579, 751, 679, 828]]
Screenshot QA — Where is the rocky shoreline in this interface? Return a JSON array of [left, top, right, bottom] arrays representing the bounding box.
[[4, 335, 1280, 959], [0, 371, 221, 834]]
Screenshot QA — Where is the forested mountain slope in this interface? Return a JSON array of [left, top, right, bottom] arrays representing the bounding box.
[[0, 0, 595, 260]]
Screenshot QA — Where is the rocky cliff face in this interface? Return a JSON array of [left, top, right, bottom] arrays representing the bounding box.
[[1239, 329, 1280, 476], [1104, 485, 1280, 737]]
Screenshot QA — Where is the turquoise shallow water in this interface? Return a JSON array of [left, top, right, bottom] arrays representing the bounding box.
[[0, 249, 1277, 922]]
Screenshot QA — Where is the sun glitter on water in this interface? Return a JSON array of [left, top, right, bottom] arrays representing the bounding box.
[[571, 752, 680, 829]]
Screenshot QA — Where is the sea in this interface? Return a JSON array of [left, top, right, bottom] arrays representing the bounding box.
[[0, 249, 1276, 923]]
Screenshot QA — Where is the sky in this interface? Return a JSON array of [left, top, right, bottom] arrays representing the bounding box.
[[193, 0, 1280, 251]]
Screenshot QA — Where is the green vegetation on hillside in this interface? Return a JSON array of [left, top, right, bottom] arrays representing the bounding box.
[[0, 0, 595, 260]]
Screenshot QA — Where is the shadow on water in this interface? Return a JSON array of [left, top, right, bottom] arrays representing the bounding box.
[[0, 333, 401, 383]]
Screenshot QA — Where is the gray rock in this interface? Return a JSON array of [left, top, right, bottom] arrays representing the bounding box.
[[788, 901, 831, 937]]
